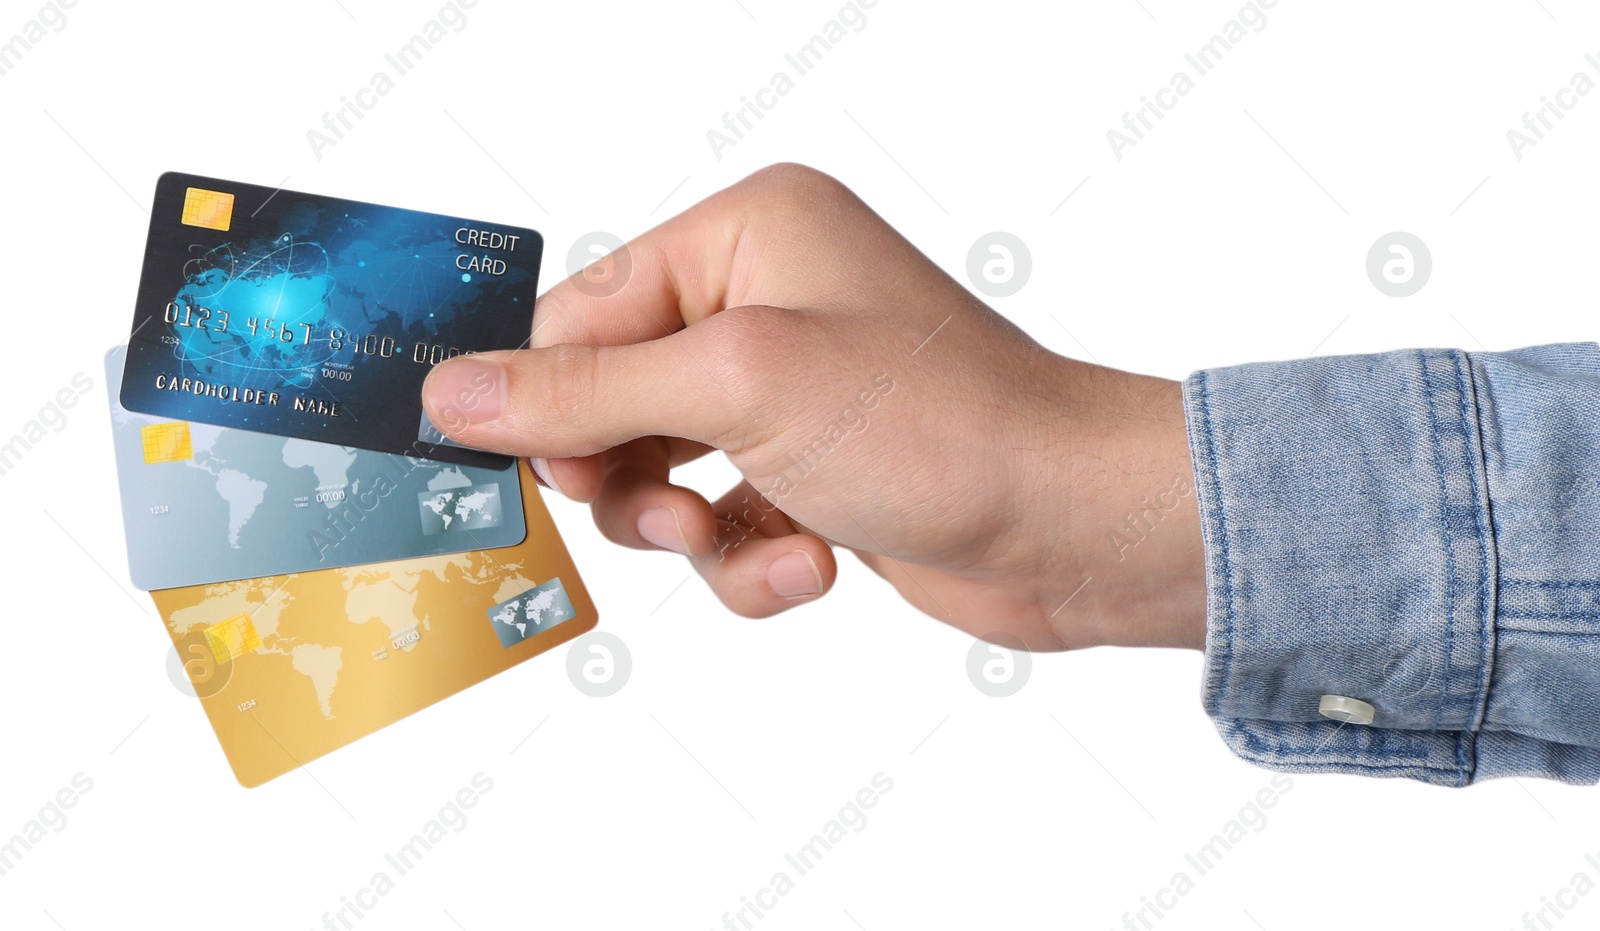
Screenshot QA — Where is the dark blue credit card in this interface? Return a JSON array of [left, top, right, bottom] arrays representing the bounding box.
[[119, 172, 540, 469]]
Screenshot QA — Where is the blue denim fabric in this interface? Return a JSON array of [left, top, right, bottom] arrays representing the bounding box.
[[1182, 343, 1600, 786]]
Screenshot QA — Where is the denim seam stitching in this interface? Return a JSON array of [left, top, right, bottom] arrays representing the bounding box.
[[1199, 370, 1238, 707], [1503, 579, 1600, 590], [1224, 720, 1462, 776], [1453, 350, 1494, 783], [1420, 350, 1458, 737], [1498, 614, 1600, 625]]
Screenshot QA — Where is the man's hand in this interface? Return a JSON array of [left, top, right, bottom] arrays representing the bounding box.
[[421, 164, 1205, 650]]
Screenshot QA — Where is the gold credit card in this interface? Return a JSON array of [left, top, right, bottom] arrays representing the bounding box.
[[151, 460, 596, 787]]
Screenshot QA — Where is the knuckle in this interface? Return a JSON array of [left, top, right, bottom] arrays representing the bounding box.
[[695, 312, 762, 382], [743, 162, 852, 209], [690, 314, 791, 447], [542, 343, 600, 434], [707, 304, 810, 380]]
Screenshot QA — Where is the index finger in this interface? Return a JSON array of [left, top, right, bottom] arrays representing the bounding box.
[[530, 163, 848, 349], [531, 183, 741, 350]]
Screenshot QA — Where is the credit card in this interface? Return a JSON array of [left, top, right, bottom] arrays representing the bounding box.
[[105, 346, 527, 590], [150, 459, 597, 788], [119, 172, 540, 469]]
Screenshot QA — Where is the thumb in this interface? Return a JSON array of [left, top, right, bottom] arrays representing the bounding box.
[[420, 329, 755, 458]]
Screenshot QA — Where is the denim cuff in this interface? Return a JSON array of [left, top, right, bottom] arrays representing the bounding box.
[[1183, 343, 1600, 786]]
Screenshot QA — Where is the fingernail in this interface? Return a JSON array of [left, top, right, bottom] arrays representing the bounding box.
[[768, 551, 822, 599], [637, 507, 691, 555], [423, 358, 504, 426], [530, 457, 561, 494]]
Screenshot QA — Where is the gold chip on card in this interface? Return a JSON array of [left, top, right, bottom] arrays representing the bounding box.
[[180, 187, 234, 231]]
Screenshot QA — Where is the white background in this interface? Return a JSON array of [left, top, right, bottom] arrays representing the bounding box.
[[2, 1, 1597, 929]]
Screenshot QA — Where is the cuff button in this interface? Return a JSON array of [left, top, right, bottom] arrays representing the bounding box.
[[1318, 695, 1376, 725]]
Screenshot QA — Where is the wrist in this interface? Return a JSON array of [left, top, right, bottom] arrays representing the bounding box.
[[1034, 358, 1207, 650]]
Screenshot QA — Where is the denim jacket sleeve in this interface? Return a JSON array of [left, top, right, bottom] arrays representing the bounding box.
[[1182, 342, 1600, 786]]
